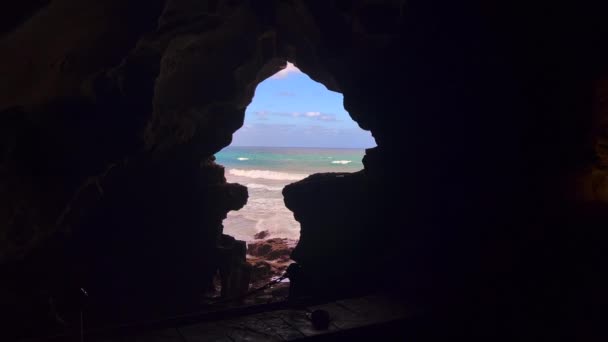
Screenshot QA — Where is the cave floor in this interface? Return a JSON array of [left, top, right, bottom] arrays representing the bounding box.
[[89, 293, 409, 341]]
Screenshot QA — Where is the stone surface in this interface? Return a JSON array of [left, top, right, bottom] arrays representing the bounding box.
[[247, 238, 295, 260], [253, 230, 270, 240], [246, 238, 295, 290], [179, 294, 405, 341]]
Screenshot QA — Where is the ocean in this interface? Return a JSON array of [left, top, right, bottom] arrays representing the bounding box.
[[215, 146, 367, 242]]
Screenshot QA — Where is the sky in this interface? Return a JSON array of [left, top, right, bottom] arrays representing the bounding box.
[[231, 63, 376, 148]]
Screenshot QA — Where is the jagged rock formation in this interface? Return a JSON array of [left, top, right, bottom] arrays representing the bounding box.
[[247, 237, 294, 287], [1, 0, 608, 340]]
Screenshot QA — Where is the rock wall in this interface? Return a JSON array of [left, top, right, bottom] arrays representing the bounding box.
[[1, 0, 608, 339]]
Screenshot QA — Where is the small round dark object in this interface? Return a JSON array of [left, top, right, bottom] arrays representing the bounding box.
[[310, 309, 330, 330]]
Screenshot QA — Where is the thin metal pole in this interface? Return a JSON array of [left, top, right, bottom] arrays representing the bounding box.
[[79, 287, 88, 342]]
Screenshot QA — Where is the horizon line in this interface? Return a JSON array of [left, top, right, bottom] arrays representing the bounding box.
[[227, 144, 375, 150]]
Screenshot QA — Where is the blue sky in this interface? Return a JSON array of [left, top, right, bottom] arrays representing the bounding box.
[[231, 63, 376, 148]]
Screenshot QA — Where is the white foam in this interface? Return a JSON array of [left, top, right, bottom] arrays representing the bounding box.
[[237, 157, 249, 161], [331, 160, 352, 164], [229, 169, 308, 181], [246, 183, 284, 191]]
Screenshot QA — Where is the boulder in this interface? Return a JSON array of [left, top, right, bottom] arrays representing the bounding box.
[[253, 230, 270, 239], [247, 238, 294, 260]]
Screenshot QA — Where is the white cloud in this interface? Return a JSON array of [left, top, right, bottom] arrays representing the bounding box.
[[248, 110, 339, 122], [319, 115, 337, 122], [271, 62, 302, 79], [254, 111, 271, 121], [231, 123, 376, 148]]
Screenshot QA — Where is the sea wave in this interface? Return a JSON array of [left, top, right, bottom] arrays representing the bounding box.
[[331, 160, 352, 164], [237, 157, 249, 160], [246, 183, 284, 191], [229, 169, 308, 181]]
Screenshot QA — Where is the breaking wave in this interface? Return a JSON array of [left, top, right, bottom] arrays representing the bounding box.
[[246, 183, 284, 191], [331, 160, 352, 164], [228, 169, 308, 181]]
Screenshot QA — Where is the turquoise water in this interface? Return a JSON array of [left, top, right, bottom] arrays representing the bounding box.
[[216, 146, 365, 174], [215, 146, 368, 241]]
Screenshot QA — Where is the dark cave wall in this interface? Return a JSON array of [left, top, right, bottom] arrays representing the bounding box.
[[0, 0, 254, 333], [1, 0, 607, 339]]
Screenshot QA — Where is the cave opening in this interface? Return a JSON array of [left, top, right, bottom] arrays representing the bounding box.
[[213, 62, 376, 303]]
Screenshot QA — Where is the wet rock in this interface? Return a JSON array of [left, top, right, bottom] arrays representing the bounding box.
[[246, 238, 296, 288], [250, 260, 272, 280], [253, 230, 270, 239], [247, 238, 294, 260]]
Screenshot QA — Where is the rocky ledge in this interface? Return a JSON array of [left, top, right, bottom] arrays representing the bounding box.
[[246, 233, 296, 288]]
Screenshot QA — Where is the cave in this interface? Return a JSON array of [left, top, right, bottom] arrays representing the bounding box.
[[213, 62, 375, 304], [1, 1, 607, 340]]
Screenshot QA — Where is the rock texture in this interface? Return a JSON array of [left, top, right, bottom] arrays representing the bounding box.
[[283, 171, 380, 298], [247, 237, 295, 288], [253, 230, 270, 240], [1, 0, 608, 340], [248, 238, 294, 261]]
